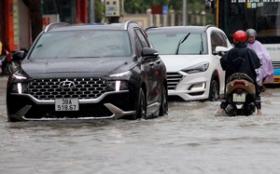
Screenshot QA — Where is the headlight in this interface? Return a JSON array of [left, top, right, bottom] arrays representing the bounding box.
[[9, 71, 28, 93], [10, 82, 28, 94], [107, 80, 128, 92], [110, 71, 132, 79], [181, 62, 209, 74], [12, 71, 27, 80]]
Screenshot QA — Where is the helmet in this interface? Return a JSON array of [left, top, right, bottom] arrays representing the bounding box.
[[232, 30, 247, 43], [246, 28, 257, 37]]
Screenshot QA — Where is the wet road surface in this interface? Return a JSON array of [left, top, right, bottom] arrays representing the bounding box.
[[1, 76, 280, 174]]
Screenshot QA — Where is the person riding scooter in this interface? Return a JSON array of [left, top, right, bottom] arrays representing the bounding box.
[[246, 28, 273, 90], [218, 30, 262, 115]]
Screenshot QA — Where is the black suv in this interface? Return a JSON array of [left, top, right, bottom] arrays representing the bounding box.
[[6, 21, 167, 121]]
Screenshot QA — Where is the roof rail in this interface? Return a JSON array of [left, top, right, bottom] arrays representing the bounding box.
[[144, 26, 158, 32], [44, 22, 70, 32], [205, 24, 215, 30], [124, 20, 138, 30]]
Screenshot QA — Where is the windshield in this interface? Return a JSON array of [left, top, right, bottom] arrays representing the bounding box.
[[147, 30, 207, 55], [220, 1, 280, 43], [30, 30, 132, 59]]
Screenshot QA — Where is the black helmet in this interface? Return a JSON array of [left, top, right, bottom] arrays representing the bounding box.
[[246, 28, 257, 37]]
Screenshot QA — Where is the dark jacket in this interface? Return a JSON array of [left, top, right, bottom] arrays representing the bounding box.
[[220, 43, 261, 83]]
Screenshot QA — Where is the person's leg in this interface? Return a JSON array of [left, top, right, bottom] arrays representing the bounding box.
[[215, 99, 227, 116]]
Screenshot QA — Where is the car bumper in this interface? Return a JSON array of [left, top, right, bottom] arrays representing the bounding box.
[[7, 90, 136, 120], [167, 72, 210, 101]]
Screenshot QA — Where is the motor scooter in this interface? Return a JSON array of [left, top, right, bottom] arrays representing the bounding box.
[[222, 73, 257, 116]]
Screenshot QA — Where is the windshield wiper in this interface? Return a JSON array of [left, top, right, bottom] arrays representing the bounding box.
[[199, 37, 204, 54], [175, 33, 190, 55]]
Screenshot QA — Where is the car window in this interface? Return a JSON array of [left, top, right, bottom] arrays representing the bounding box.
[[30, 30, 132, 59], [147, 30, 207, 55], [217, 32, 228, 47], [135, 29, 149, 47], [219, 32, 228, 47], [211, 31, 227, 52], [177, 33, 204, 54], [134, 33, 143, 57]]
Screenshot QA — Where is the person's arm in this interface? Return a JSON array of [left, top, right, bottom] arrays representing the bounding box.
[[257, 41, 271, 61], [258, 41, 273, 71]]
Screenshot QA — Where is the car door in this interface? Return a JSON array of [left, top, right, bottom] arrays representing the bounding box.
[[134, 28, 159, 106], [210, 30, 228, 93]]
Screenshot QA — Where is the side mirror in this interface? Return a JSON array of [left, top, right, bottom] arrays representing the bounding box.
[[213, 46, 229, 56], [142, 47, 159, 59], [13, 49, 27, 61]]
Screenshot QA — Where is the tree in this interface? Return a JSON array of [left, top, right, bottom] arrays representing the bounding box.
[[123, 0, 183, 14], [124, 0, 150, 14], [95, 0, 104, 22], [123, 0, 207, 14]]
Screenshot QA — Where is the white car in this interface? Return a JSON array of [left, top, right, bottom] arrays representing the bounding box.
[[146, 26, 232, 101]]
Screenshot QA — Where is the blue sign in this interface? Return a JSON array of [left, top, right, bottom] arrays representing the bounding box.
[[162, 5, 169, 15]]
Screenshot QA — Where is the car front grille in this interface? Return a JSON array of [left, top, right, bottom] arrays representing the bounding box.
[[27, 78, 108, 100], [167, 72, 183, 90], [272, 61, 280, 68]]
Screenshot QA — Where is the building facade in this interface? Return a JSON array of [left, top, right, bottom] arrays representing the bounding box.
[[1, 0, 89, 52]]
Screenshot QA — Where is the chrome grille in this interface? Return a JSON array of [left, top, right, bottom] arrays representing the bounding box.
[[167, 72, 183, 90], [27, 78, 108, 100], [272, 61, 280, 68]]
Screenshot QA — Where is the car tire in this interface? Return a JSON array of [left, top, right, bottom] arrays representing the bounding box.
[[6, 96, 24, 122], [135, 88, 147, 119], [159, 85, 168, 116], [209, 77, 219, 101]]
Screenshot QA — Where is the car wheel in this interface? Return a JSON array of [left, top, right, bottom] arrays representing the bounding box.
[[159, 86, 168, 116], [135, 88, 147, 119], [209, 77, 219, 101]]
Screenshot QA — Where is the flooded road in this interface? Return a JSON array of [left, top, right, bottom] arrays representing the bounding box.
[[1, 76, 280, 174]]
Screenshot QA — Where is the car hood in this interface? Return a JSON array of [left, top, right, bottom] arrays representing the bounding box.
[[21, 57, 136, 78], [159, 54, 211, 72]]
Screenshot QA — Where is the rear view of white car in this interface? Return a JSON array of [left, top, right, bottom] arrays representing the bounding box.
[[146, 26, 231, 101]]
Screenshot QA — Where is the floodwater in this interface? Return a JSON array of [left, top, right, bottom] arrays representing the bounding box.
[[1, 76, 280, 174]]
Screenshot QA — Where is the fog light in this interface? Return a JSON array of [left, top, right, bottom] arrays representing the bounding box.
[[188, 82, 206, 91], [17, 83, 23, 94], [11, 82, 27, 94]]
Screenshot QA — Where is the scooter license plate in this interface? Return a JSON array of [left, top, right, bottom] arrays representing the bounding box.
[[233, 93, 246, 102]]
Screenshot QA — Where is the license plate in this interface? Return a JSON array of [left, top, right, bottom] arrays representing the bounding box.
[[55, 98, 79, 111], [232, 93, 246, 102]]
